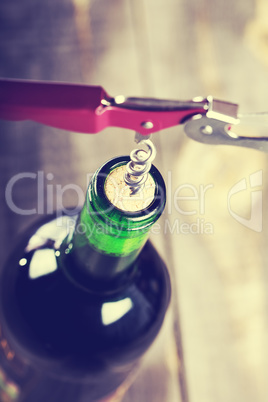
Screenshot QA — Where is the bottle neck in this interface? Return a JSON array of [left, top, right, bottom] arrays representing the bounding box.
[[59, 156, 166, 293]]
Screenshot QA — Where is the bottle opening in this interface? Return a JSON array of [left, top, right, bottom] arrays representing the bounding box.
[[104, 165, 155, 212]]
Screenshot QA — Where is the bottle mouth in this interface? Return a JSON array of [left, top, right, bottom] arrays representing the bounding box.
[[90, 156, 166, 227], [104, 164, 155, 212]]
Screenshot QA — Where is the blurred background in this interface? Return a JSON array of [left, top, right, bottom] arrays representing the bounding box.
[[0, 0, 268, 401]]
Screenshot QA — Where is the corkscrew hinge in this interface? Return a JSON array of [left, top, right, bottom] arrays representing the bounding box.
[[184, 97, 268, 152]]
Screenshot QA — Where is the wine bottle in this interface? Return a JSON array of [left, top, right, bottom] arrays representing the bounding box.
[[0, 156, 171, 402]]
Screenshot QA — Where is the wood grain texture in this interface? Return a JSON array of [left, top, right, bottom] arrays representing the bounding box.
[[0, 0, 268, 401]]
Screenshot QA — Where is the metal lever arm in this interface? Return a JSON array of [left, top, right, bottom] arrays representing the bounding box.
[[0, 79, 207, 135], [184, 115, 268, 152], [184, 97, 268, 152]]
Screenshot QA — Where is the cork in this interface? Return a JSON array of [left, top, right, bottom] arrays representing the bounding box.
[[104, 165, 155, 212]]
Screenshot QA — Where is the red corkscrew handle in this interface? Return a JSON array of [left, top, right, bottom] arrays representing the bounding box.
[[0, 79, 110, 133], [0, 79, 206, 135]]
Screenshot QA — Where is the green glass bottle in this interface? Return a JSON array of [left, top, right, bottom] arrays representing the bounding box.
[[0, 156, 170, 402]]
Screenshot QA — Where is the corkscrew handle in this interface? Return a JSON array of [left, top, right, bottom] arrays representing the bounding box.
[[0, 79, 110, 133], [2, 78, 268, 152], [0, 78, 207, 135]]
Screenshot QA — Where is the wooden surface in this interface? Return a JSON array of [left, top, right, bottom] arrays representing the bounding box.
[[0, 0, 268, 401]]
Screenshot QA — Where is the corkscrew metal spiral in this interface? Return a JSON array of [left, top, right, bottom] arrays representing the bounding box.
[[124, 133, 156, 195]]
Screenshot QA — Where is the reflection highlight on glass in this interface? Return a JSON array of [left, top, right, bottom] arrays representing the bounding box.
[[101, 298, 133, 326], [29, 249, 57, 279]]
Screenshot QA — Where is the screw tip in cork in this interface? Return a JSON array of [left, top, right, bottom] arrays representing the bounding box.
[[104, 165, 155, 212]]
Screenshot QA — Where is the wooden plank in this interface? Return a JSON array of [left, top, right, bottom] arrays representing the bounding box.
[[1, 0, 268, 401]]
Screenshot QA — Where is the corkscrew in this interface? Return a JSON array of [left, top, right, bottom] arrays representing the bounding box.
[[124, 133, 156, 194], [1, 78, 268, 152]]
